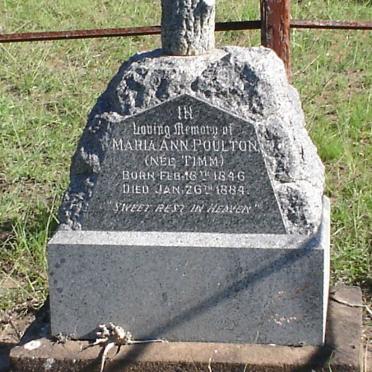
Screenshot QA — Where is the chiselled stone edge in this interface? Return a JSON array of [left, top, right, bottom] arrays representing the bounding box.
[[323, 196, 331, 342], [51, 197, 329, 251]]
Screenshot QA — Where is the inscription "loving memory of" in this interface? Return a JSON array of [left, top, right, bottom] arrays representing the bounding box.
[[81, 95, 285, 234]]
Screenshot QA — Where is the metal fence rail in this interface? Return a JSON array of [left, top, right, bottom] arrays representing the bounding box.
[[1, 0, 371, 78], [1, 20, 370, 44]]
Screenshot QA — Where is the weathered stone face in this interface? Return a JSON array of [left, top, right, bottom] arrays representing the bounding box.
[[80, 95, 286, 234], [59, 47, 324, 234]]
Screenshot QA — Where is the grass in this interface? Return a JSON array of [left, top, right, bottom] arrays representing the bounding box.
[[0, 0, 371, 313]]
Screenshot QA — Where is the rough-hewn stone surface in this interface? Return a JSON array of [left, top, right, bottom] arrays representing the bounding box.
[[59, 47, 324, 234], [161, 0, 215, 56]]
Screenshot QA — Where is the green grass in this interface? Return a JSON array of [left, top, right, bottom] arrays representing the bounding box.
[[0, 0, 371, 312], [290, 0, 371, 287]]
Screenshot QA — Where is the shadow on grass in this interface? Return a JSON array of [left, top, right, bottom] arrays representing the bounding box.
[[0, 343, 14, 372]]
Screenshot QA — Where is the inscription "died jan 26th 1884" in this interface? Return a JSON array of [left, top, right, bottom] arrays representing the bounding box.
[[81, 95, 286, 234]]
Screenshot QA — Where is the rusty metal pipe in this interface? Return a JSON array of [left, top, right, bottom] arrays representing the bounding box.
[[291, 20, 372, 30], [0, 25, 161, 43], [0, 20, 371, 44], [0, 21, 260, 43]]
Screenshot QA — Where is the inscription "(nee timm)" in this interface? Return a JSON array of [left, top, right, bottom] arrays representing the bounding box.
[[81, 95, 286, 234]]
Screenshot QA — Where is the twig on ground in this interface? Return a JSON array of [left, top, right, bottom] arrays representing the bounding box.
[[208, 357, 213, 372], [82, 323, 167, 372], [8, 317, 22, 340], [294, 55, 320, 76], [330, 295, 372, 317], [0, 313, 22, 341]]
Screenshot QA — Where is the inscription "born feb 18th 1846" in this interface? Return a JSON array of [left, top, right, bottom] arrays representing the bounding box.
[[81, 95, 286, 234]]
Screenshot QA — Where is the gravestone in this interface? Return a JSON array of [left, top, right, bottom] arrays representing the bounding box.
[[48, 0, 330, 345]]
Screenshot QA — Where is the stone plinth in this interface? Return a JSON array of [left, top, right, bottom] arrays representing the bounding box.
[[48, 199, 330, 345]]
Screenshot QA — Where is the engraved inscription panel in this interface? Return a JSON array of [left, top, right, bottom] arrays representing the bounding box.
[[81, 95, 286, 233]]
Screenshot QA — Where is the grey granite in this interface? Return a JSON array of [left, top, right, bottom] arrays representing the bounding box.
[[59, 47, 324, 234], [49, 40, 330, 346], [80, 94, 285, 234], [11, 286, 364, 372], [161, 0, 215, 56], [48, 198, 330, 345], [49, 231, 315, 250]]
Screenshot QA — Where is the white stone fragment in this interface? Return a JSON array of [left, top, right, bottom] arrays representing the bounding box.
[[24, 340, 42, 350]]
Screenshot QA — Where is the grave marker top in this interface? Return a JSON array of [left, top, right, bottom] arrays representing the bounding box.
[[161, 0, 215, 56]]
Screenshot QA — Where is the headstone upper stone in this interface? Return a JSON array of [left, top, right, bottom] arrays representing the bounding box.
[[47, 0, 330, 346]]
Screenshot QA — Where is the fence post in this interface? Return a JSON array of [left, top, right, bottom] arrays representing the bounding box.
[[260, 0, 291, 79]]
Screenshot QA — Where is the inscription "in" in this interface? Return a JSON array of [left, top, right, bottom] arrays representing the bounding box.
[[178, 105, 193, 120]]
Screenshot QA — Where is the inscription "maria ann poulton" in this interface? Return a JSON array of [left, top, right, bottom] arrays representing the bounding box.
[[112, 138, 259, 153]]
